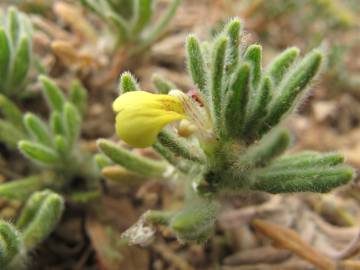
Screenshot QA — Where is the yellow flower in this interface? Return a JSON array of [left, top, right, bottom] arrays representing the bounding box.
[[113, 91, 185, 147]]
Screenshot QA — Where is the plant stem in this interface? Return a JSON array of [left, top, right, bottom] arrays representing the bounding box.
[[0, 173, 55, 201], [133, 0, 181, 54]]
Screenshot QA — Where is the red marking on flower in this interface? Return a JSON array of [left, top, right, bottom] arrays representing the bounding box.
[[188, 90, 204, 107]]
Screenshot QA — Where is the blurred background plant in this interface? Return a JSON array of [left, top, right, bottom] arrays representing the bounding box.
[[4, 0, 51, 15], [80, 0, 182, 54], [237, 0, 357, 44], [0, 7, 32, 99], [6, 0, 185, 90], [0, 65, 100, 266], [234, 0, 360, 98], [0, 75, 100, 203], [0, 190, 64, 270]]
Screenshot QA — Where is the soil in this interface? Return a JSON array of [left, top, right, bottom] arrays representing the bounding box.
[[1, 0, 360, 269]]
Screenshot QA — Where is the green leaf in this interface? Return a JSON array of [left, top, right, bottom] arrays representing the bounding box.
[[119, 71, 140, 94], [107, 0, 134, 19], [7, 7, 21, 46], [243, 76, 272, 139], [210, 35, 228, 132], [153, 141, 192, 173], [18, 140, 59, 165], [106, 12, 129, 44], [139, 0, 181, 50], [0, 94, 23, 128], [170, 198, 219, 243], [0, 27, 10, 90], [243, 44, 262, 90], [97, 139, 167, 177], [69, 80, 88, 116], [94, 153, 113, 169], [157, 130, 205, 163], [224, 18, 241, 75], [145, 210, 173, 226], [252, 165, 354, 193], [50, 112, 65, 136], [266, 47, 300, 86], [20, 190, 64, 250], [224, 63, 250, 137], [39, 75, 65, 112], [240, 129, 291, 168], [16, 189, 52, 230], [8, 36, 31, 91], [63, 102, 81, 147], [186, 35, 208, 96], [0, 221, 22, 266], [80, 0, 104, 18], [0, 119, 26, 148], [23, 113, 52, 146], [152, 74, 176, 94], [261, 49, 323, 134], [0, 174, 46, 201], [131, 0, 153, 35], [269, 152, 344, 169], [54, 135, 69, 157]]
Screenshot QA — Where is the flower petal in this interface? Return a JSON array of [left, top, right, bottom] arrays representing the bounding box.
[[113, 91, 184, 114], [113, 91, 185, 147]]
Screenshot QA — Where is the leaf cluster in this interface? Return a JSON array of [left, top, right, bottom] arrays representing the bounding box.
[[98, 18, 354, 243], [80, 0, 182, 51], [0, 190, 64, 270], [0, 7, 32, 98]]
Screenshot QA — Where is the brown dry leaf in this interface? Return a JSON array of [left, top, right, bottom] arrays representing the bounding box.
[[154, 242, 195, 270], [86, 219, 149, 270], [102, 165, 148, 184], [240, 0, 263, 19], [221, 259, 312, 270], [223, 246, 291, 266], [344, 142, 360, 168], [91, 48, 129, 88], [95, 196, 138, 230], [312, 101, 337, 122], [252, 219, 337, 270], [53, 1, 97, 43], [31, 15, 75, 42], [340, 260, 360, 270], [51, 40, 99, 71], [80, 140, 98, 153], [309, 212, 358, 242], [227, 225, 258, 251], [219, 196, 283, 229]]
